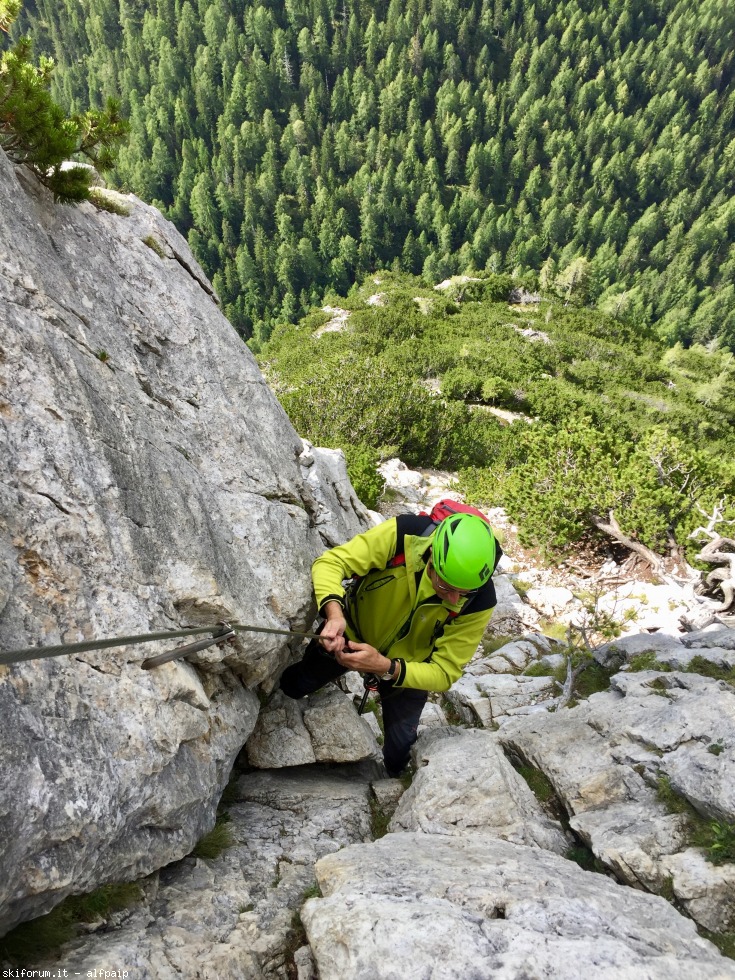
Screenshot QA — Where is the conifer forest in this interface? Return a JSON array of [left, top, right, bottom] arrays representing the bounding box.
[[4, 0, 735, 567], [12, 0, 735, 349]]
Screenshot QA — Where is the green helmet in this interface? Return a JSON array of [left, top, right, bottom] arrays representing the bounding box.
[[431, 514, 496, 590]]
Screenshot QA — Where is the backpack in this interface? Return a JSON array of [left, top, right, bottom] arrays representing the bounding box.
[[386, 498, 491, 570]]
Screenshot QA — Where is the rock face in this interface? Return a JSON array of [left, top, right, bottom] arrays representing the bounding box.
[[47, 765, 373, 978], [0, 153, 369, 932], [303, 833, 731, 979], [499, 670, 735, 932], [390, 729, 569, 854]]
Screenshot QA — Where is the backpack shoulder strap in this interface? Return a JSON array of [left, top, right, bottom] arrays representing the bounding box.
[[389, 513, 437, 568]]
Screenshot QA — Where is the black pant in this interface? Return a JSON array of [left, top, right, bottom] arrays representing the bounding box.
[[279, 639, 427, 776]]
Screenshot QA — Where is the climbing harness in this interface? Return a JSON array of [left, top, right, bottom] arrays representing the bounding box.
[[0, 622, 322, 669]]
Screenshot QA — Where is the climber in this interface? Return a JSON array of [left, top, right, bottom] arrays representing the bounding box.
[[279, 512, 502, 776]]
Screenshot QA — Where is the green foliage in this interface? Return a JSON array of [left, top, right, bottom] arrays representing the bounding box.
[[143, 234, 166, 258], [515, 764, 558, 806], [698, 928, 735, 962], [627, 652, 672, 672], [369, 796, 391, 840], [706, 821, 735, 866], [192, 816, 236, 859], [657, 775, 735, 867], [88, 187, 131, 215], [261, 274, 735, 565], [657, 774, 699, 816], [573, 661, 615, 700], [565, 844, 608, 875], [0, 881, 143, 964], [523, 661, 556, 678], [20, 0, 735, 347], [686, 656, 735, 687], [343, 442, 384, 510], [0, 2, 127, 202]]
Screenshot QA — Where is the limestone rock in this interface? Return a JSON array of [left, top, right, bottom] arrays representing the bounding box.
[[417, 699, 447, 731], [487, 575, 541, 635], [594, 631, 735, 672], [0, 150, 369, 932], [594, 632, 686, 669], [662, 848, 735, 934], [247, 687, 379, 768], [245, 690, 317, 768], [447, 671, 556, 726], [524, 585, 577, 617], [682, 627, 735, 650], [303, 686, 379, 763], [371, 778, 405, 820], [303, 834, 732, 979], [499, 670, 735, 922], [596, 582, 693, 636], [45, 765, 372, 978], [390, 729, 569, 854]]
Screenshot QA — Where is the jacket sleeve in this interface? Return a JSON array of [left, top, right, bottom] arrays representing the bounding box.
[[312, 519, 398, 613], [396, 606, 494, 692]]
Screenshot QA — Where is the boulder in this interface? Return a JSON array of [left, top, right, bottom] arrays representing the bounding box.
[[681, 627, 735, 650], [486, 575, 541, 635], [594, 632, 686, 669], [390, 729, 569, 854], [246, 687, 379, 768], [303, 834, 732, 979], [662, 848, 735, 934], [524, 586, 577, 617]]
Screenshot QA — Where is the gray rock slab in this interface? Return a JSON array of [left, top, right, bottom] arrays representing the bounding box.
[[525, 585, 577, 617], [662, 848, 735, 934], [500, 670, 735, 921], [42, 765, 373, 979], [303, 833, 733, 979], [486, 575, 540, 635], [303, 686, 380, 762], [390, 729, 569, 854], [448, 672, 556, 726], [682, 627, 735, 650], [594, 632, 685, 669]]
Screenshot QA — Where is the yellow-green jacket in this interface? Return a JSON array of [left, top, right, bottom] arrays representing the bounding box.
[[312, 514, 502, 692]]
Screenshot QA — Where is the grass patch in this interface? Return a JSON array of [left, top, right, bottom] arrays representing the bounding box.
[[481, 634, 517, 656], [565, 844, 608, 875], [685, 656, 735, 687], [707, 742, 725, 756], [510, 578, 533, 598], [369, 797, 391, 840], [627, 652, 672, 672], [699, 928, 735, 960], [0, 882, 143, 964], [657, 776, 735, 866], [574, 661, 614, 700], [192, 816, 236, 859], [513, 762, 559, 808], [143, 234, 166, 258], [89, 187, 131, 215], [523, 661, 557, 677], [540, 620, 568, 642]]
